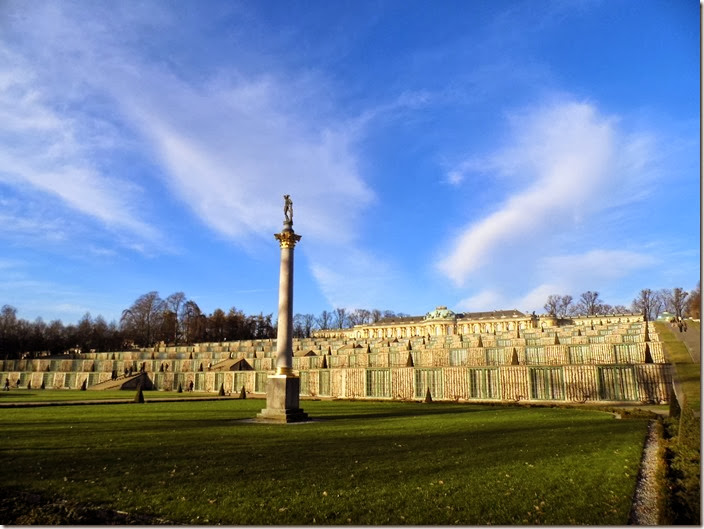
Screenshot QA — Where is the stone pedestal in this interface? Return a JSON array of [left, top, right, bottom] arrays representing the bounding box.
[[256, 375, 309, 423]]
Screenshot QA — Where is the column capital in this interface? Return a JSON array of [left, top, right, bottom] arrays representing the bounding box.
[[275, 230, 302, 249]]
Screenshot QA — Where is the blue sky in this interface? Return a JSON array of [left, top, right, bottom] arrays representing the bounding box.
[[0, 0, 699, 325]]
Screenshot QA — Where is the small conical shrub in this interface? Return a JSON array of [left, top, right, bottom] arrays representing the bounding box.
[[406, 351, 414, 367], [407, 340, 412, 351], [511, 348, 519, 365], [554, 335, 560, 345], [644, 343, 653, 363], [477, 335, 483, 348], [177, 382, 183, 393], [424, 387, 433, 403], [321, 355, 328, 369], [80, 379, 87, 391], [40, 381, 45, 390], [239, 385, 247, 399], [134, 385, 145, 403], [27, 381, 31, 390], [189, 352, 193, 359], [218, 383, 225, 396], [199, 363, 203, 372]]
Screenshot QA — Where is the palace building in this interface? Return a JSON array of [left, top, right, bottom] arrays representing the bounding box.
[[313, 306, 644, 340]]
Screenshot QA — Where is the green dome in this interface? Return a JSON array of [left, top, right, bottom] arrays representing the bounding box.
[[424, 306, 456, 320]]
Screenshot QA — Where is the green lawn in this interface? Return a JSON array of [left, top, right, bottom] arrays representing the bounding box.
[[0, 389, 222, 403], [1, 399, 648, 525], [654, 322, 700, 409]]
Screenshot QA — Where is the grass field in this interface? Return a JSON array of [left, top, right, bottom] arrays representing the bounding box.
[[0, 389, 222, 403], [0, 397, 650, 525], [654, 321, 700, 409]]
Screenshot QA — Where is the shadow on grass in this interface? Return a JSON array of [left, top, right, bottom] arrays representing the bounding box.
[[317, 405, 485, 421]]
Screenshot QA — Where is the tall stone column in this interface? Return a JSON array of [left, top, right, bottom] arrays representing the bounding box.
[[257, 196, 308, 423]]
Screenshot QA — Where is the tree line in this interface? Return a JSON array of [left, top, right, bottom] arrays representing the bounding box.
[[543, 285, 700, 321], [2, 285, 697, 359], [0, 291, 409, 359]]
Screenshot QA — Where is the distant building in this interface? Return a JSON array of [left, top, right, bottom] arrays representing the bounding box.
[[313, 306, 643, 339]]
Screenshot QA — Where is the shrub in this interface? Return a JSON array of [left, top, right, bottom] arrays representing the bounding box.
[[134, 386, 145, 404]]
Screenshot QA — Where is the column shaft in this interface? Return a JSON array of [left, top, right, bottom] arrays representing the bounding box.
[[276, 245, 294, 372]]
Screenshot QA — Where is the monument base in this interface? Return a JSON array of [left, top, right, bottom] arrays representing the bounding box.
[[256, 375, 309, 423]]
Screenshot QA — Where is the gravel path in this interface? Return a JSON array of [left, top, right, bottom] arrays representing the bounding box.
[[628, 420, 661, 525]]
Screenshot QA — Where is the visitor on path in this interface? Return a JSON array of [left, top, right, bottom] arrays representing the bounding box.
[[4, 378, 9, 391], [189, 381, 194, 392]]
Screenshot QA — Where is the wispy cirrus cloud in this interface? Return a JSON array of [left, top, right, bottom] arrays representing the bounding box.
[[437, 99, 658, 287], [0, 43, 160, 246], [0, 1, 403, 310]]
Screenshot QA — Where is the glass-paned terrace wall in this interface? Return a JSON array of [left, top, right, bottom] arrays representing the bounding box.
[[415, 368, 444, 398], [366, 368, 391, 398]]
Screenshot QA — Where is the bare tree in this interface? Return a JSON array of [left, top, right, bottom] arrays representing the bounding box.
[[651, 289, 670, 321], [371, 309, 382, 323], [665, 287, 689, 320], [302, 313, 317, 337], [545, 295, 573, 318], [334, 307, 348, 329], [348, 309, 371, 326], [544, 295, 560, 317], [688, 282, 700, 319], [600, 303, 613, 314], [317, 310, 332, 330], [577, 291, 602, 315], [181, 300, 203, 343], [165, 292, 186, 343], [631, 289, 656, 320], [558, 295, 573, 318], [120, 291, 165, 346]]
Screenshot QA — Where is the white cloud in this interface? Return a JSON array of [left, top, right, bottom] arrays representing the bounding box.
[[437, 100, 657, 286], [0, 1, 396, 309], [0, 44, 161, 245], [456, 289, 504, 312]]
